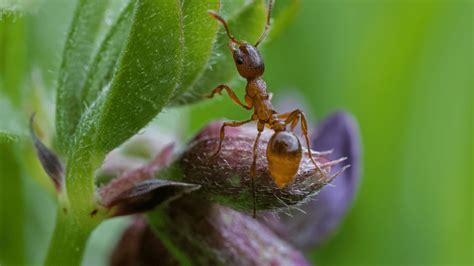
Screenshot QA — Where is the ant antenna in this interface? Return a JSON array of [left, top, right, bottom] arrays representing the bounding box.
[[255, 0, 274, 47], [208, 10, 242, 45]]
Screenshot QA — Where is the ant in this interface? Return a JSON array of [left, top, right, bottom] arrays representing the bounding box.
[[207, 0, 324, 217]]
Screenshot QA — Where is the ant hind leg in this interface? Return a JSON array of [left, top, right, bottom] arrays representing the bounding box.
[[277, 111, 299, 130], [284, 110, 323, 174]]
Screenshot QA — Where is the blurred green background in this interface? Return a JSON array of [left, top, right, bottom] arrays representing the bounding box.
[[0, 0, 472, 265]]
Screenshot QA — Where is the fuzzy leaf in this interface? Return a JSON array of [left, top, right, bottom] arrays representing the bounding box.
[[55, 0, 109, 153], [170, 0, 220, 101], [80, 1, 135, 107], [92, 0, 184, 153]]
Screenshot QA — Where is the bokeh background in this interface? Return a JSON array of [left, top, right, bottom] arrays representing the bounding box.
[[1, 0, 472, 265]]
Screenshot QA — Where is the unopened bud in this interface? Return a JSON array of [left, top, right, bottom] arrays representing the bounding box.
[[163, 122, 347, 213]]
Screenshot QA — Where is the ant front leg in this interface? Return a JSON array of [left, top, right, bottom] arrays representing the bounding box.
[[208, 84, 253, 110], [284, 110, 323, 174], [211, 119, 254, 158]]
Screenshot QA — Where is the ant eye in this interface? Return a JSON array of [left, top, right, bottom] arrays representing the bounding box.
[[236, 57, 244, 65]]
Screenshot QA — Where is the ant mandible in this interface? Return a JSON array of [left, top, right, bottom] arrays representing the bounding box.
[[207, 0, 323, 217]]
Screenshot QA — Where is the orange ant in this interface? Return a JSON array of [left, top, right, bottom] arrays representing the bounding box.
[[207, 0, 323, 217]]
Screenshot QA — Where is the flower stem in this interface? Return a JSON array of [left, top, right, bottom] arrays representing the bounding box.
[[44, 200, 96, 266]]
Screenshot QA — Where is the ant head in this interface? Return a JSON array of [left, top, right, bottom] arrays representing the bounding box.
[[208, 0, 273, 79], [231, 42, 264, 79]]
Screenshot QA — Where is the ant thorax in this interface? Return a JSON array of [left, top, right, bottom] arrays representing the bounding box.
[[246, 78, 268, 98]]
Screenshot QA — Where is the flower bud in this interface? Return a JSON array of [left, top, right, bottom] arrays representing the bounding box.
[[148, 198, 311, 266], [164, 121, 347, 213]]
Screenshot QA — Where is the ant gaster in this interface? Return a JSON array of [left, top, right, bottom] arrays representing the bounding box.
[[207, 0, 323, 217]]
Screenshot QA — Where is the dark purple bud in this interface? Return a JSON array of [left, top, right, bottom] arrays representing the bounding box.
[[261, 111, 361, 250], [100, 144, 175, 205], [163, 121, 347, 214], [103, 179, 200, 217], [148, 197, 311, 266], [30, 114, 64, 191], [99, 145, 200, 217], [110, 216, 178, 266]]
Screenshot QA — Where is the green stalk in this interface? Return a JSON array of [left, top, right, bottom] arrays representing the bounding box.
[[45, 151, 105, 265], [44, 199, 96, 266]]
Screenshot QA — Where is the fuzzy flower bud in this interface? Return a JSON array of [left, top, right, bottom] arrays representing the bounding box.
[[161, 121, 348, 213]]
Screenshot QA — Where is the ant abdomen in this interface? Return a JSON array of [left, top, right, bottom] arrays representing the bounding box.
[[267, 131, 302, 188]]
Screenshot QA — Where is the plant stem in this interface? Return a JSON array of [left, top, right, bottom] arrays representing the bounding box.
[[44, 200, 96, 266]]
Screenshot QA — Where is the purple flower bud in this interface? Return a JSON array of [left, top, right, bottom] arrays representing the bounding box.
[[108, 114, 354, 264], [164, 121, 347, 214], [98, 145, 200, 217], [148, 198, 311, 266], [260, 111, 361, 250]]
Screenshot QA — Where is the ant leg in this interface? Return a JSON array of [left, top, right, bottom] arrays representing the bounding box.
[[277, 111, 291, 119], [207, 84, 253, 110], [278, 111, 299, 130], [250, 122, 264, 218], [211, 119, 253, 158], [284, 110, 323, 174]]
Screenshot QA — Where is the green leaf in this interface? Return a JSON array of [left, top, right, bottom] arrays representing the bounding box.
[[170, 0, 220, 101], [63, 0, 190, 216], [81, 1, 135, 108], [92, 0, 185, 153], [55, 0, 109, 153], [267, 0, 300, 43], [173, 0, 267, 104]]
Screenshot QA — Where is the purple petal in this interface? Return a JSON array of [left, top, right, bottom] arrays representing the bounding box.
[[261, 111, 361, 250], [110, 216, 179, 266], [147, 198, 311, 266]]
